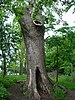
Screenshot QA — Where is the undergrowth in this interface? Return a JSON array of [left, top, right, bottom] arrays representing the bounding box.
[[0, 74, 26, 88], [53, 85, 67, 100], [0, 83, 10, 100], [58, 75, 75, 90], [0, 73, 26, 99], [50, 74, 75, 90]]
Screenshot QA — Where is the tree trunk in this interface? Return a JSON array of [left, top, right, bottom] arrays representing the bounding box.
[[19, 9, 54, 100], [3, 53, 6, 77], [19, 49, 23, 75], [56, 45, 59, 83]]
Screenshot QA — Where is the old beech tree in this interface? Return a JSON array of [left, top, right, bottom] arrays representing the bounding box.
[[17, 0, 54, 99]]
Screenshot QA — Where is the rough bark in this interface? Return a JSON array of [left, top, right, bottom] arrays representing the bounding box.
[[19, 8, 54, 99]]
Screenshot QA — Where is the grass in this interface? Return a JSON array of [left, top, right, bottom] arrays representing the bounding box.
[[58, 75, 75, 90], [0, 83, 10, 100], [51, 74, 75, 90], [52, 85, 67, 100], [0, 73, 75, 100], [50, 74, 75, 100], [0, 73, 27, 100], [0, 74, 27, 88]]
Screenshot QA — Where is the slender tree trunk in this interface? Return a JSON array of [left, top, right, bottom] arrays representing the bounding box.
[[19, 49, 23, 75], [19, 8, 54, 99], [0, 23, 6, 76], [3, 53, 6, 77], [56, 45, 59, 83]]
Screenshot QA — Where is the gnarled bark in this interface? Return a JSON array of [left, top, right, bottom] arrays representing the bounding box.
[[19, 9, 54, 99]]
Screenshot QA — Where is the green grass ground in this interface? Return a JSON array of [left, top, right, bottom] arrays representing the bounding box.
[[51, 75, 75, 90], [0, 74, 27, 88], [0, 73, 27, 100], [1, 73, 75, 90], [50, 74, 75, 100], [0, 73, 75, 100], [58, 75, 75, 90]]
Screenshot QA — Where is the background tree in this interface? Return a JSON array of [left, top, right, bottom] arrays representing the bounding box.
[[45, 26, 75, 77], [0, 2, 26, 75]]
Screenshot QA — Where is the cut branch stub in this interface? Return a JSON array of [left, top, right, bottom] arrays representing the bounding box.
[[33, 20, 43, 26]]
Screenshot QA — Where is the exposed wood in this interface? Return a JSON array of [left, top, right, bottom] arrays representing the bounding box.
[[17, 80, 26, 84], [28, 69, 32, 89], [33, 20, 43, 26]]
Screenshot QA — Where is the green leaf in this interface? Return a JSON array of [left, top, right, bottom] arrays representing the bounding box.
[[17, 0, 24, 2]]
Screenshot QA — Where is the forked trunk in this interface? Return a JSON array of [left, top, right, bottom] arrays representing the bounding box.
[[19, 9, 53, 100]]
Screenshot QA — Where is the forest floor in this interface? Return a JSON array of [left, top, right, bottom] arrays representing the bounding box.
[[7, 83, 53, 100], [7, 84, 28, 100], [48, 72, 75, 100], [67, 90, 75, 100], [7, 83, 75, 100]]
